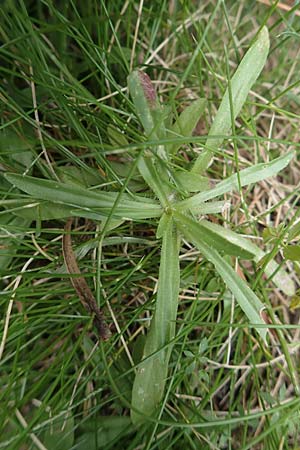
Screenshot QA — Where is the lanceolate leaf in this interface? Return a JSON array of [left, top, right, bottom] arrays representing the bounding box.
[[173, 211, 294, 296], [128, 70, 165, 139], [5, 173, 162, 220], [174, 170, 210, 193], [173, 212, 255, 259], [107, 124, 129, 147], [186, 200, 228, 215], [178, 151, 295, 210], [192, 26, 270, 173], [131, 216, 180, 424], [156, 212, 170, 239], [174, 213, 268, 342]]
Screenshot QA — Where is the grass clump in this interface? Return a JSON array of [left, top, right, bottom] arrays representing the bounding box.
[[1, 1, 300, 449]]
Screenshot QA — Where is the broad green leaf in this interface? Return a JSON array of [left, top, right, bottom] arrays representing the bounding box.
[[167, 98, 206, 154], [191, 200, 229, 215], [1, 198, 121, 224], [108, 160, 145, 192], [43, 412, 74, 450], [254, 250, 294, 296], [192, 27, 270, 173], [109, 352, 134, 404], [287, 220, 300, 241], [1, 199, 76, 221], [0, 127, 34, 170], [174, 171, 210, 193], [107, 124, 129, 147], [290, 296, 300, 311], [262, 226, 281, 244], [283, 245, 300, 261], [175, 213, 268, 341], [156, 212, 171, 239], [69, 209, 119, 223], [178, 151, 295, 210], [174, 212, 255, 259], [56, 165, 105, 187], [131, 217, 180, 424], [4, 173, 162, 220], [67, 416, 131, 450]]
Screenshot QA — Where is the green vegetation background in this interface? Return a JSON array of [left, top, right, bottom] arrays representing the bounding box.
[[1, 1, 300, 449]]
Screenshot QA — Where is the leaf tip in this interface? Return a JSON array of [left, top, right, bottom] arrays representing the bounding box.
[[258, 25, 270, 52]]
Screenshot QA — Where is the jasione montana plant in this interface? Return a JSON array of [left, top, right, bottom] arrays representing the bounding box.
[[4, 27, 295, 423]]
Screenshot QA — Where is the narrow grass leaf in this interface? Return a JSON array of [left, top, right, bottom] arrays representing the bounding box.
[[178, 151, 295, 210], [175, 213, 268, 342], [131, 216, 180, 424], [192, 26, 270, 173]]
